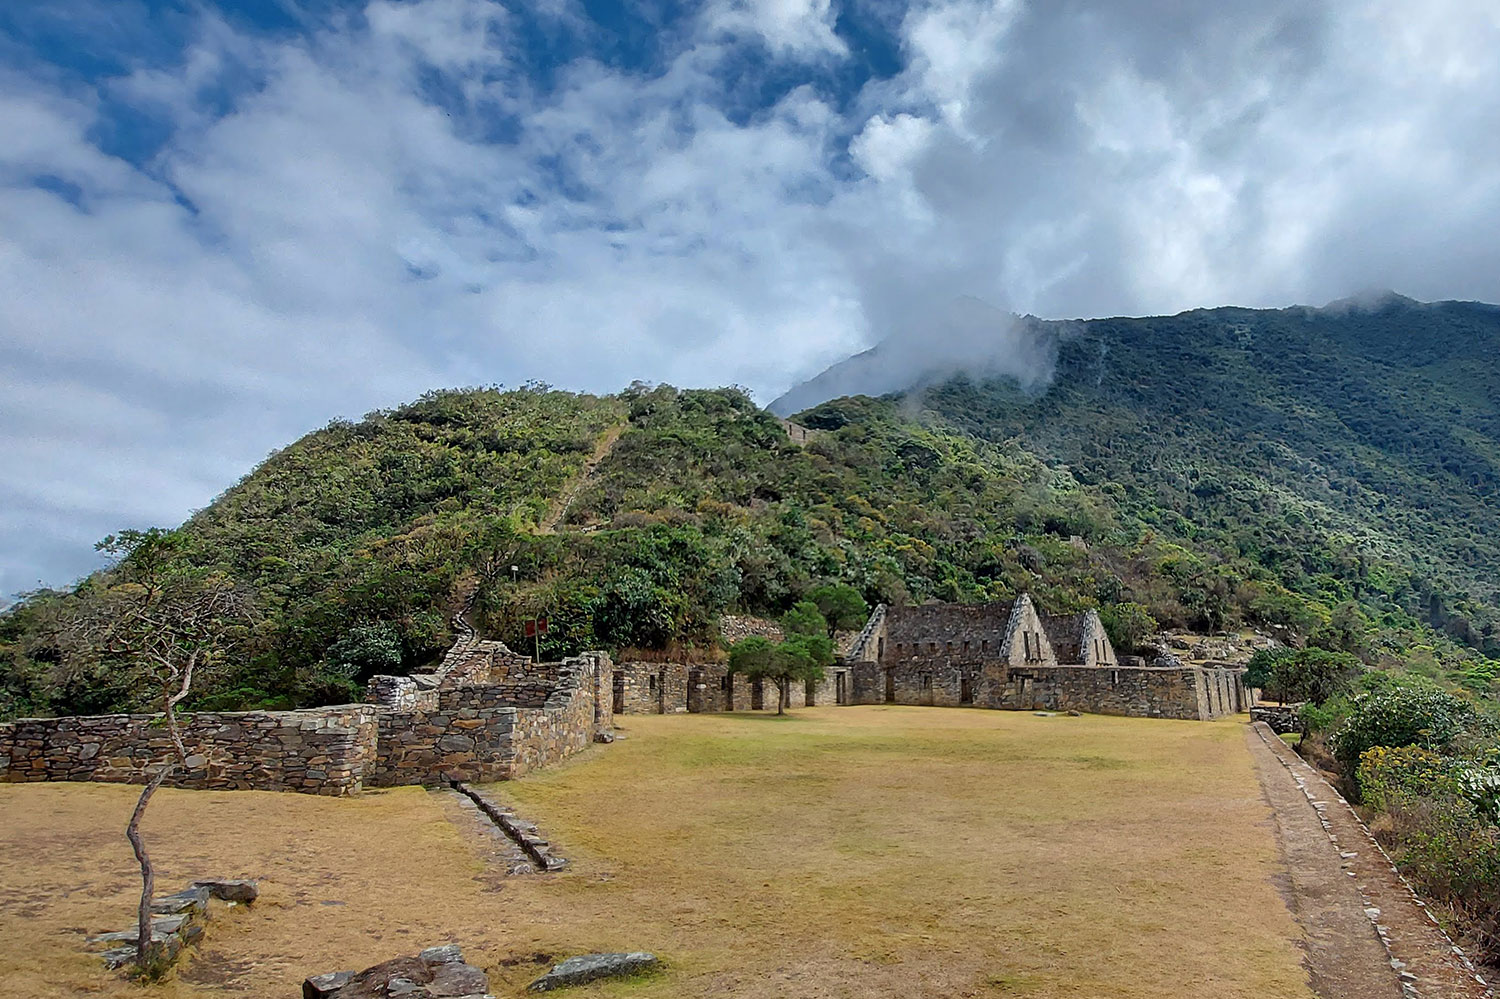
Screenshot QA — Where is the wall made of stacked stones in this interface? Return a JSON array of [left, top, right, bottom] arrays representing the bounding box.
[[369, 680, 564, 786], [993, 665, 1211, 720], [885, 651, 981, 706], [508, 653, 610, 778], [850, 661, 882, 704], [0, 706, 379, 795], [884, 603, 1013, 654], [688, 664, 730, 713], [614, 663, 660, 714]]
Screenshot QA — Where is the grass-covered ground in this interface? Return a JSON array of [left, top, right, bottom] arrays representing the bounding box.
[[0, 708, 1313, 998]]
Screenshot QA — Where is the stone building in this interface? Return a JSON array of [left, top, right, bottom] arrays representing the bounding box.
[[848, 596, 1243, 721], [608, 596, 1242, 721]]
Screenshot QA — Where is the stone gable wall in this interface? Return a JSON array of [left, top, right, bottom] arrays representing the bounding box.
[[0, 706, 379, 795]]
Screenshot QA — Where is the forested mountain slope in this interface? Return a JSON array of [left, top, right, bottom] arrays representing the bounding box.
[[5, 295, 1500, 719], [786, 295, 1500, 659]]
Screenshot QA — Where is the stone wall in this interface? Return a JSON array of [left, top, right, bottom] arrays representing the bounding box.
[[0, 706, 379, 795], [613, 662, 689, 714], [509, 653, 612, 778], [372, 653, 613, 786], [688, 665, 731, 713], [2, 652, 614, 795], [993, 664, 1240, 720]]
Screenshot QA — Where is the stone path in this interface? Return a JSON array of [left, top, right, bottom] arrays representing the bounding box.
[[537, 421, 626, 535], [1248, 722, 1493, 999]]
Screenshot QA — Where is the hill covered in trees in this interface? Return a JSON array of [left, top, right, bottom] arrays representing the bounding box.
[[4, 294, 1500, 718]]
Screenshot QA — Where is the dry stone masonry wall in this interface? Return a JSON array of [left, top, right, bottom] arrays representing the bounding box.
[[1, 650, 614, 795], [0, 706, 378, 795]]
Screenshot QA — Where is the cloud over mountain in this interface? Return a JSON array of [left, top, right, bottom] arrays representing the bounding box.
[[3, 0, 1500, 596]]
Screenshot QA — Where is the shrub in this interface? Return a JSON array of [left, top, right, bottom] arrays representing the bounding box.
[[1332, 682, 1487, 774], [1358, 745, 1500, 964], [1099, 602, 1157, 655]]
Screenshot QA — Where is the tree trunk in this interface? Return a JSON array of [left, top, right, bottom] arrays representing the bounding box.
[[128, 766, 171, 967], [131, 663, 196, 971], [777, 677, 787, 715]]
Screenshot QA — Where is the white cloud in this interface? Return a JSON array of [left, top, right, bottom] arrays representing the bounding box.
[[705, 0, 848, 59], [5, 0, 1500, 596]]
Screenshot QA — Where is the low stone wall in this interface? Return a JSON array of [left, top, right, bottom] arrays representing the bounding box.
[[2, 652, 614, 795], [994, 664, 1239, 720], [0, 706, 379, 795]]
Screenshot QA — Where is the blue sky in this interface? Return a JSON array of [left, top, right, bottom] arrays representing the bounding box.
[[4, 0, 1500, 598]]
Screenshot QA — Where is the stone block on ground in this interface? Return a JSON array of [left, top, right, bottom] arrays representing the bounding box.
[[303, 970, 354, 998], [192, 878, 259, 902], [528, 952, 659, 992], [151, 885, 210, 916], [305, 944, 489, 998]]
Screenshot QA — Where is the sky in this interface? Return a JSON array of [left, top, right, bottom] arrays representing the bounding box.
[[3, 0, 1500, 599]]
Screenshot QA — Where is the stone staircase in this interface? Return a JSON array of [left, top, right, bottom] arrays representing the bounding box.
[[843, 604, 887, 663]]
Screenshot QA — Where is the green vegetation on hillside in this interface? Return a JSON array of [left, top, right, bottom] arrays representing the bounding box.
[[5, 297, 1500, 719], [904, 296, 1500, 693]]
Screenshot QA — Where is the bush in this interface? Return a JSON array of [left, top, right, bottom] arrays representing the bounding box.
[[1332, 682, 1487, 774], [1245, 647, 1361, 705], [1099, 602, 1157, 655], [1358, 745, 1500, 964]]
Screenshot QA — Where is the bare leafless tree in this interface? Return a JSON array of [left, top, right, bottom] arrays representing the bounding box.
[[59, 529, 255, 974]]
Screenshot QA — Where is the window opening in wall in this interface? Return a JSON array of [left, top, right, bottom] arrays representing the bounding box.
[[648, 674, 657, 691], [981, 639, 989, 655], [945, 642, 953, 655], [921, 674, 932, 690], [878, 637, 885, 658], [963, 641, 970, 657], [721, 675, 730, 691], [1112, 670, 1119, 685]]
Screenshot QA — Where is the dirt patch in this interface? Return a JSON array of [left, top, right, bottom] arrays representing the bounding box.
[[1249, 722, 1493, 999]]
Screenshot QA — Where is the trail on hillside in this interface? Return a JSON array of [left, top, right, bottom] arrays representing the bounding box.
[[537, 421, 626, 535]]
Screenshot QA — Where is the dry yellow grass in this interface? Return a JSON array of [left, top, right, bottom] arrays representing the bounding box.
[[0, 707, 1314, 998]]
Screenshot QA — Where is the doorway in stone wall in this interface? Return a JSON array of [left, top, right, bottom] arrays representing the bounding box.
[[612, 672, 625, 714], [884, 668, 895, 703], [836, 672, 848, 704], [960, 674, 974, 705]]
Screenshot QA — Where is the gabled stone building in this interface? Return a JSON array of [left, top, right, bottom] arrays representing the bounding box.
[[609, 596, 1244, 721], [847, 596, 1242, 720]]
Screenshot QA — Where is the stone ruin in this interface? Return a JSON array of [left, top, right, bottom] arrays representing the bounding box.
[[0, 594, 1248, 801], [0, 641, 614, 796], [613, 595, 1246, 722]]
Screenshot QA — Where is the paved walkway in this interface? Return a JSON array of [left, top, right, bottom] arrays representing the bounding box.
[[1248, 722, 1493, 999]]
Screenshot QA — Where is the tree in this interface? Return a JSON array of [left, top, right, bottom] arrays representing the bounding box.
[[59, 530, 255, 975], [1245, 646, 1362, 705], [726, 604, 836, 715], [807, 584, 870, 636], [1099, 602, 1157, 655]]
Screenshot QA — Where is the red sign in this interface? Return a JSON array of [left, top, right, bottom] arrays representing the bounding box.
[[524, 617, 550, 638]]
